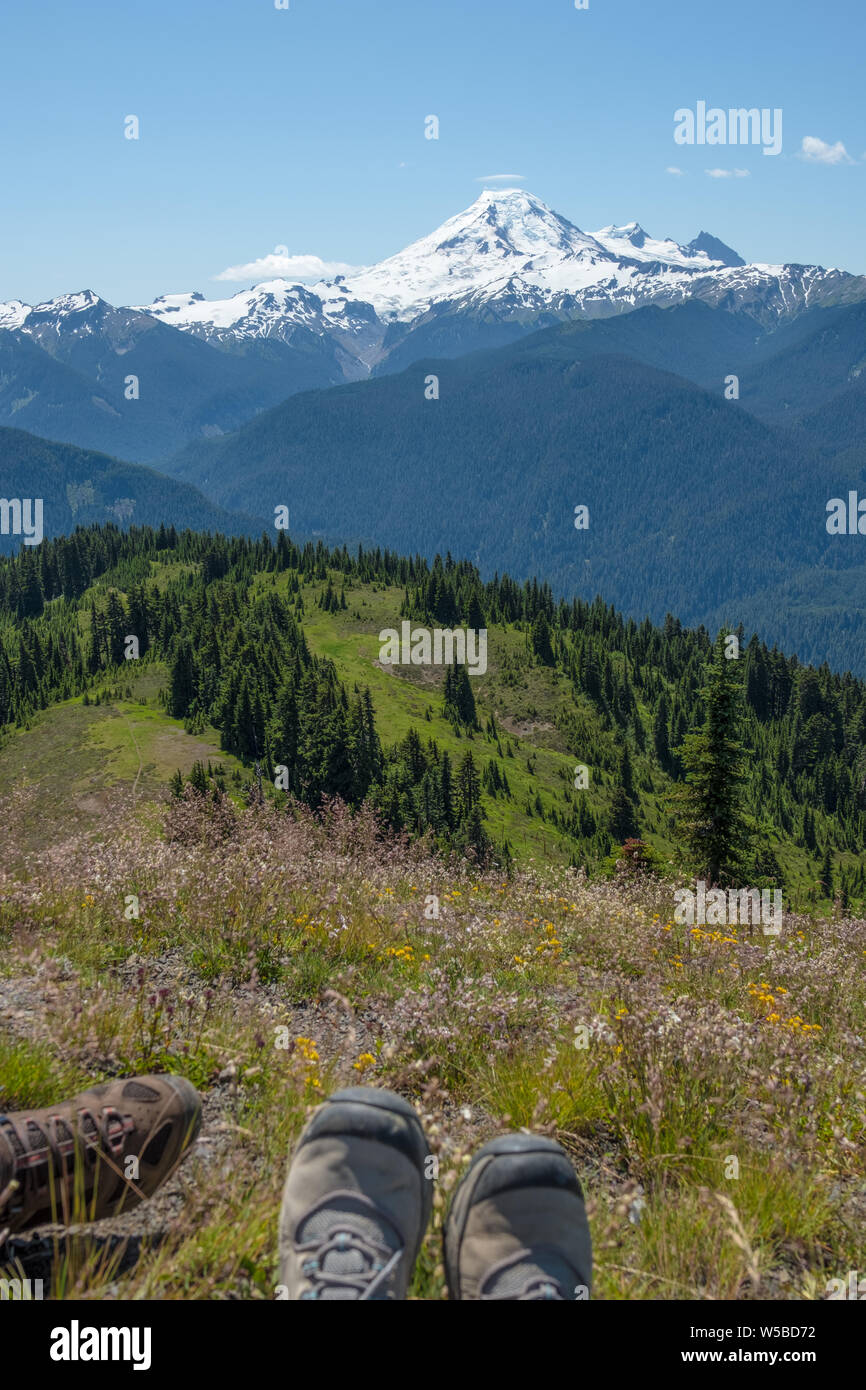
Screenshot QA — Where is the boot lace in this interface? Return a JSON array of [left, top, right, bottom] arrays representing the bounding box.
[[294, 1192, 405, 1300], [0, 1107, 133, 1220]]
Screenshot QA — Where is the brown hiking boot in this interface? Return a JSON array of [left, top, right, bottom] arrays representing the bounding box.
[[279, 1086, 432, 1300], [0, 1074, 202, 1234], [443, 1134, 593, 1300]]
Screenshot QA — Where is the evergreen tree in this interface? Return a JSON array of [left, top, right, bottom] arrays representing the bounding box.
[[610, 786, 639, 842], [18, 557, 44, 619], [456, 750, 482, 822], [530, 612, 555, 665], [463, 803, 490, 862], [189, 760, 209, 794], [653, 690, 672, 771], [802, 806, 817, 850], [672, 631, 751, 885], [820, 844, 834, 900], [444, 664, 478, 728], [439, 750, 455, 829], [620, 743, 635, 798], [169, 638, 197, 718]]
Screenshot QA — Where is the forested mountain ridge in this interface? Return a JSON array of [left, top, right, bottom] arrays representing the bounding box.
[[0, 295, 349, 462], [4, 188, 865, 476], [0, 426, 262, 553], [159, 291, 866, 676], [6, 291, 866, 673], [166, 343, 866, 672], [2, 524, 866, 910]]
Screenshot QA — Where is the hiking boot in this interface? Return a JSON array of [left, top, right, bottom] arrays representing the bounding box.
[[0, 1074, 202, 1234], [443, 1133, 592, 1300], [279, 1086, 432, 1300]]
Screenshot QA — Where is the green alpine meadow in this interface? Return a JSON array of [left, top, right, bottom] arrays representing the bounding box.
[[1, 524, 864, 1300]]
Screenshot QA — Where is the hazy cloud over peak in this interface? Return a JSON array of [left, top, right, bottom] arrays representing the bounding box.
[[215, 252, 361, 283]]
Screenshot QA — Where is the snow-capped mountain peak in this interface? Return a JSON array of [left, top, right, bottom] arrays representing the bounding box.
[[596, 220, 648, 245], [4, 191, 860, 382], [683, 231, 746, 269], [30, 289, 104, 318], [435, 187, 604, 258], [591, 222, 727, 269], [0, 299, 31, 330], [143, 281, 329, 336], [0, 290, 106, 330], [324, 188, 617, 322]]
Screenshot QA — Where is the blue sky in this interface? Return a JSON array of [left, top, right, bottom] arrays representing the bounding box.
[[1, 0, 863, 305]]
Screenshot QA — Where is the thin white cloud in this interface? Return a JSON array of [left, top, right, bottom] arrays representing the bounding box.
[[214, 252, 360, 283], [474, 173, 525, 184], [665, 166, 685, 176], [705, 168, 750, 179], [799, 135, 854, 165]]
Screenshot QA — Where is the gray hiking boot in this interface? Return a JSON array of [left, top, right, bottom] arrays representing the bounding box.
[[278, 1086, 432, 1300], [443, 1133, 592, 1300]]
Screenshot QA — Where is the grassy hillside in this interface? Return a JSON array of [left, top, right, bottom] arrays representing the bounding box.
[[2, 565, 629, 869], [0, 664, 247, 869], [298, 571, 866, 909], [296, 573, 609, 866], [2, 525, 864, 907]]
